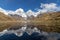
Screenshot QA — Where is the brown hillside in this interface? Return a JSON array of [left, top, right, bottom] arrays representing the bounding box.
[[0, 12, 15, 21], [29, 12, 60, 33], [0, 12, 24, 32]]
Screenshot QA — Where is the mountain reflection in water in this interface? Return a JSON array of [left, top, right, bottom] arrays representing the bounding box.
[[0, 27, 60, 40], [0, 32, 47, 40]]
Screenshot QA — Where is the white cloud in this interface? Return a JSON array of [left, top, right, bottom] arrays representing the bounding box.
[[26, 10, 39, 17], [8, 8, 27, 17], [15, 8, 27, 17], [15, 8, 24, 13], [8, 11, 15, 15], [26, 10, 34, 16], [0, 8, 8, 15], [0, 3, 60, 17], [38, 9, 48, 13], [39, 3, 60, 12], [40, 3, 57, 10], [0, 8, 27, 17]]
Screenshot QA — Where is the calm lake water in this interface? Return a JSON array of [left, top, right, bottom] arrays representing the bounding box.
[[0, 27, 60, 40]]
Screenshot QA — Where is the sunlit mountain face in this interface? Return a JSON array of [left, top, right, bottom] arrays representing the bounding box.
[[0, 0, 60, 40]]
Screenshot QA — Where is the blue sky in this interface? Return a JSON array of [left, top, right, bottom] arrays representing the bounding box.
[[0, 0, 60, 11]]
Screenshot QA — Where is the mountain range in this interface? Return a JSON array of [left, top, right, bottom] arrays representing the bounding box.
[[0, 9, 60, 33]]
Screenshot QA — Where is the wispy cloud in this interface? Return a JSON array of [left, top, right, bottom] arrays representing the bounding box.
[[38, 3, 60, 13]]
